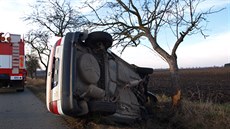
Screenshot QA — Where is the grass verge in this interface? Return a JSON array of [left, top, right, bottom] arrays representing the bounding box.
[[26, 78, 230, 129], [173, 100, 230, 129]]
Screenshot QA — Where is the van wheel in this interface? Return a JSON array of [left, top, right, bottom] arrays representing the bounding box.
[[85, 31, 113, 50]]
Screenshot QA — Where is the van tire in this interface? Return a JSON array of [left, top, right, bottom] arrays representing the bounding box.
[[85, 31, 113, 50]]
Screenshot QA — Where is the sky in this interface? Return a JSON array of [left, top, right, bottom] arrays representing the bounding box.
[[0, 0, 229, 69]]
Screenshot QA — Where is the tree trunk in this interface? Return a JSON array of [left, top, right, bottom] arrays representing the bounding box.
[[30, 72, 34, 79], [35, 70, 37, 79], [146, 30, 181, 107], [168, 57, 181, 107]]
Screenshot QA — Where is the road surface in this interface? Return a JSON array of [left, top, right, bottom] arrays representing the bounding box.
[[0, 88, 69, 129]]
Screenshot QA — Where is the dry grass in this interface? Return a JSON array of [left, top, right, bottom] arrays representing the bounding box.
[[170, 100, 230, 129], [145, 95, 230, 129], [26, 77, 46, 87], [26, 67, 230, 129]]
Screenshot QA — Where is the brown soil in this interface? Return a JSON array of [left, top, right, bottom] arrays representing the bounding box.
[[149, 67, 230, 103]]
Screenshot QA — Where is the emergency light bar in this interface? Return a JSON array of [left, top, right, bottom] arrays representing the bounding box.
[[0, 33, 21, 42]]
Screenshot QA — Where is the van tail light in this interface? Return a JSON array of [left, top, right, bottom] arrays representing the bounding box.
[[56, 38, 62, 46], [49, 101, 59, 115]]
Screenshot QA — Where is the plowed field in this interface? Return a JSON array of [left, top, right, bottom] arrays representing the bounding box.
[[149, 67, 230, 103]]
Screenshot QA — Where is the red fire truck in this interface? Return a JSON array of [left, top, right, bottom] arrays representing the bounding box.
[[0, 32, 26, 92]]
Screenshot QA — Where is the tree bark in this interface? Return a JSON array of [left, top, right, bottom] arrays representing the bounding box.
[[168, 57, 181, 107]]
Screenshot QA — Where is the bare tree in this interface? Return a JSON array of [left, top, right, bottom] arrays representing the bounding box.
[[24, 30, 51, 70], [24, 0, 88, 37], [85, 0, 222, 107], [26, 54, 41, 79], [23, 0, 89, 69]]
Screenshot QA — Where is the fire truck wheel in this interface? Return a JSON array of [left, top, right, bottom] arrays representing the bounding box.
[[17, 88, 24, 92], [16, 80, 25, 92]]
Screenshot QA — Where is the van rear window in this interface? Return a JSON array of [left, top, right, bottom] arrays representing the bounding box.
[[51, 58, 59, 89]]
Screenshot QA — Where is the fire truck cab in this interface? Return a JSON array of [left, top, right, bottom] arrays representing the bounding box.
[[0, 32, 26, 92]]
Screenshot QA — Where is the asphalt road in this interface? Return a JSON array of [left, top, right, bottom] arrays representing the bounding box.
[[0, 88, 69, 129]]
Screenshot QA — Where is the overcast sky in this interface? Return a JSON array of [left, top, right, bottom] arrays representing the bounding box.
[[0, 0, 229, 69]]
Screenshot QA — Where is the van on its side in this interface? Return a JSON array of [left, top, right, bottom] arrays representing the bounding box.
[[46, 31, 157, 123]]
